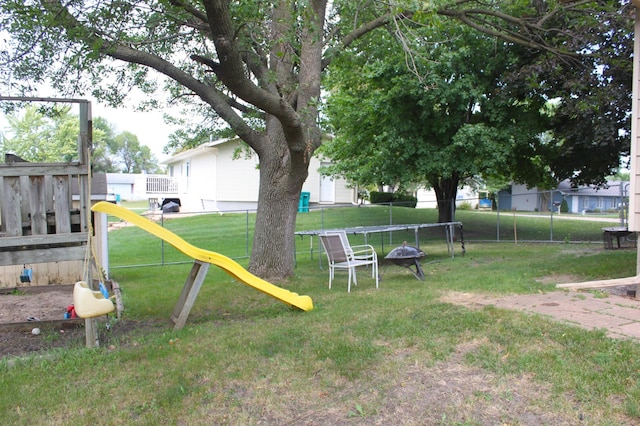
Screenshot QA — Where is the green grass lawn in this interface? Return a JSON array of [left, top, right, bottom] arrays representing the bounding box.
[[1, 205, 638, 424], [105, 204, 618, 268]]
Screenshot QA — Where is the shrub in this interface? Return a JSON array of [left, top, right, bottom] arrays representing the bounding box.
[[369, 191, 394, 204], [369, 191, 417, 208]]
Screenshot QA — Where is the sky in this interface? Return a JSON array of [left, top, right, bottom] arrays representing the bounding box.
[[91, 102, 175, 163]]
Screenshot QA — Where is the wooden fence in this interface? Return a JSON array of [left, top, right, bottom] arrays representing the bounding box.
[[0, 162, 90, 288]]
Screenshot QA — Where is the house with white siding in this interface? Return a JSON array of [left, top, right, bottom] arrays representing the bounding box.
[[104, 173, 145, 202], [156, 138, 356, 212]]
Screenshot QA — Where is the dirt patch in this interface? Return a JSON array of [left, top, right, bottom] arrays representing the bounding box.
[[439, 291, 496, 309], [534, 273, 583, 285], [290, 341, 594, 425], [0, 289, 73, 324], [0, 288, 85, 358], [371, 342, 582, 425], [0, 287, 157, 359]]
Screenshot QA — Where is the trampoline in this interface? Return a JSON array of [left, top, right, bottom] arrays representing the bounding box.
[[295, 222, 465, 267]]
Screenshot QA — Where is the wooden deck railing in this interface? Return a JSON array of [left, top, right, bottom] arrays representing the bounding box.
[[145, 175, 180, 194], [0, 162, 89, 267]]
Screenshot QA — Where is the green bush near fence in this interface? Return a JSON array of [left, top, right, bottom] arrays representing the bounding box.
[[369, 191, 417, 207]]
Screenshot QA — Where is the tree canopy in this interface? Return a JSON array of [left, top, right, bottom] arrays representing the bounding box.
[[325, 1, 633, 219], [1, 105, 79, 162], [0, 0, 630, 279], [324, 18, 550, 222]]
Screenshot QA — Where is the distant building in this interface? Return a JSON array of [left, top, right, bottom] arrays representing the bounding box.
[[416, 186, 478, 209], [156, 138, 357, 212], [105, 173, 145, 202], [497, 180, 628, 213], [558, 180, 628, 214], [416, 179, 629, 213]]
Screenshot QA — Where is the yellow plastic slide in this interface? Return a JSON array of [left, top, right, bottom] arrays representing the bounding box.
[[91, 201, 313, 312]]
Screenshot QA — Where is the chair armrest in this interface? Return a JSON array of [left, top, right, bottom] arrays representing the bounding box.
[[350, 244, 375, 252], [350, 245, 377, 259]]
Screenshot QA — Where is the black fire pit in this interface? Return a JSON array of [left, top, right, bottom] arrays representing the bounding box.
[[384, 242, 426, 280]]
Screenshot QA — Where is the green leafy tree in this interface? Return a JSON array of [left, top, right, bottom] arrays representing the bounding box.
[[325, 2, 632, 223], [1, 105, 78, 161], [90, 118, 161, 173], [112, 131, 159, 173], [0, 0, 625, 279], [498, 6, 633, 188], [324, 22, 549, 222], [91, 117, 118, 173]]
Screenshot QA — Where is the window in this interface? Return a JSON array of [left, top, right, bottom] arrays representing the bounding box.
[[185, 160, 191, 191]]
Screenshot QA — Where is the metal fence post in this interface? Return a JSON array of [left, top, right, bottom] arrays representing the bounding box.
[[161, 212, 165, 265], [389, 203, 393, 244], [496, 198, 500, 242], [246, 210, 250, 258], [451, 198, 455, 223]]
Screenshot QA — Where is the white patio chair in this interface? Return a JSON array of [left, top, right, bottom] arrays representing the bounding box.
[[319, 233, 379, 292], [334, 230, 377, 262]]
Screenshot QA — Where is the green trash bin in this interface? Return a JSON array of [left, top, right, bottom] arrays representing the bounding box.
[[298, 192, 310, 213]]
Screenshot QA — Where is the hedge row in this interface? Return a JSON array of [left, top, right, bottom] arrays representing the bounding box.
[[369, 191, 417, 208]]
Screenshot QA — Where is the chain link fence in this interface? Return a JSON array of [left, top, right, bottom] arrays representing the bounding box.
[[106, 195, 634, 271]]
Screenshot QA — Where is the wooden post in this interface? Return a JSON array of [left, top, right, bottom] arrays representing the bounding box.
[[171, 260, 211, 331], [629, 3, 640, 281]]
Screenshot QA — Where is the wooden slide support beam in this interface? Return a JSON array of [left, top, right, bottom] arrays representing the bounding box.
[[170, 260, 211, 331]]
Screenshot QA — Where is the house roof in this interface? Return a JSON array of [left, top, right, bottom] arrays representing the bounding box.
[[160, 137, 237, 165], [71, 172, 108, 195], [71, 172, 116, 201], [558, 180, 627, 197]]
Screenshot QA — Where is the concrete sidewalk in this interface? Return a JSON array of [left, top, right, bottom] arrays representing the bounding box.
[[483, 291, 640, 340]]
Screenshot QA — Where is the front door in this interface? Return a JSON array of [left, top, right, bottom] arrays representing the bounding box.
[[319, 165, 335, 203]]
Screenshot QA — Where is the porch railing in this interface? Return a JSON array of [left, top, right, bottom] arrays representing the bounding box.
[[146, 175, 180, 194]]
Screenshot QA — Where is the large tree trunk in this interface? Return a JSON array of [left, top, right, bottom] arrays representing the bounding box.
[[248, 122, 311, 281], [432, 174, 460, 223]]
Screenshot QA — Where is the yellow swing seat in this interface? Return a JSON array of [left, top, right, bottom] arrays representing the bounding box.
[[73, 281, 115, 318]]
